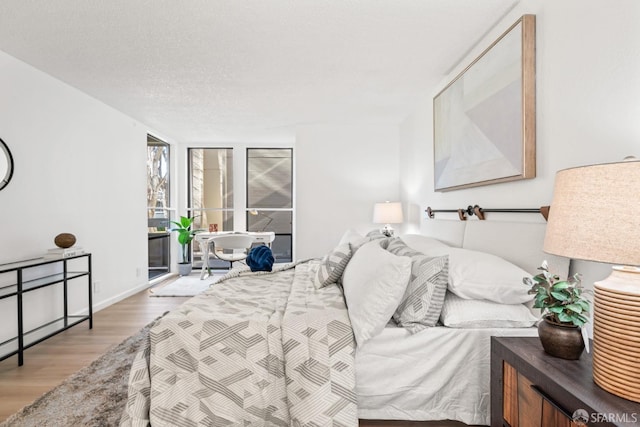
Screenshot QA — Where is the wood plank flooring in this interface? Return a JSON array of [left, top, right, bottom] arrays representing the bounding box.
[[0, 280, 471, 426]]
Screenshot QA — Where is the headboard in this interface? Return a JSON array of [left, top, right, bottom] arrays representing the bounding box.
[[415, 219, 570, 278]]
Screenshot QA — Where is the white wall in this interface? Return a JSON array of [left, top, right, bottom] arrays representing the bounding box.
[[399, 0, 640, 286], [0, 50, 162, 339], [296, 124, 400, 259]]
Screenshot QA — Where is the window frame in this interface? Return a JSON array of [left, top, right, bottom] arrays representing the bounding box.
[[181, 144, 295, 267]]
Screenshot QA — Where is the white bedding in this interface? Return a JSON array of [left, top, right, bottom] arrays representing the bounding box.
[[355, 323, 538, 425]]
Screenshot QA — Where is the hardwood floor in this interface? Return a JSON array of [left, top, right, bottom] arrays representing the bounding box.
[[0, 284, 189, 422], [0, 279, 471, 426]]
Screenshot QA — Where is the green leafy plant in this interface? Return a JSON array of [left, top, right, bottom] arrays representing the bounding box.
[[523, 261, 591, 327], [170, 216, 201, 264]]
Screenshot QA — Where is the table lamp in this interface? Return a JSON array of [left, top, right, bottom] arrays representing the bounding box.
[[373, 201, 404, 237], [543, 157, 640, 402]]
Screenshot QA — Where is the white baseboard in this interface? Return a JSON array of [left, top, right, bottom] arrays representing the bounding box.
[[92, 282, 152, 313], [149, 272, 178, 286], [70, 273, 180, 316], [92, 273, 180, 313], [70, 282, 151, 316]]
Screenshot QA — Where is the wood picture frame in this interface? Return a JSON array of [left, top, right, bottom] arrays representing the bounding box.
[[433, 14, 536, 192]]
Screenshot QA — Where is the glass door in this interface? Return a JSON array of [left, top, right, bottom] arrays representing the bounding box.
[[246, 148, 293, 262], [187, 148, 234, 269], [147, 135, 171, 280]]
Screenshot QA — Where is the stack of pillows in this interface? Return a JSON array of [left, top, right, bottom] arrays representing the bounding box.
[[313, 229, 538, 347]]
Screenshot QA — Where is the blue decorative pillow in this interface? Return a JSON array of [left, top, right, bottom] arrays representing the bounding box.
[[246, 245, 274, 272]]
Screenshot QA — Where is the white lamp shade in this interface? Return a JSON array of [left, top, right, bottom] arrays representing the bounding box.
[[373, 202, 404, 224], [543, 159, 640, 266]]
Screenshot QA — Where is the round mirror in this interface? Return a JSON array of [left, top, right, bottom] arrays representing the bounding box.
[[0, 138, 14, 191]]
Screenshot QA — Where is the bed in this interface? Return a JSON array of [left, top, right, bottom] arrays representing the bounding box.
[[120, 219, 569, 426], [355, 220, 569, 425]]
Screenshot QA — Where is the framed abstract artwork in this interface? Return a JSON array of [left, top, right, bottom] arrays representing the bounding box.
[[433, 15, 536, 192]]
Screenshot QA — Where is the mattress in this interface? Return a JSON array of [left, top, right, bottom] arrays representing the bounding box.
[[355, 323, 539, 425]]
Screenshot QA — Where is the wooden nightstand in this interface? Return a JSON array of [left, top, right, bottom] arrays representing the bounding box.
[[491, 337, 640, 427]]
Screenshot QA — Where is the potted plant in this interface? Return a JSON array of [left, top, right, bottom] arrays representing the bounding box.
[[170, 216, 201, 276], [523, 261, 591, 360]]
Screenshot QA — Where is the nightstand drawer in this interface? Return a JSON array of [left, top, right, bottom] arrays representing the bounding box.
[[491, 337, 640, 427], [503, 361, 577, 427]]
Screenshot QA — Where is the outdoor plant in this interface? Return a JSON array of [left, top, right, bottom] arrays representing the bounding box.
[[523, 261, 591, 327], [170, 216, 201, 264]]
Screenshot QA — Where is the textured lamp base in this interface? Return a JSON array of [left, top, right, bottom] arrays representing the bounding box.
[[593, 266, 640, 403], [380, 224, 395, 237]]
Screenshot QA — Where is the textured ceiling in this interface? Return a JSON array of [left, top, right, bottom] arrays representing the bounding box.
[[0, 0, 519, 143]]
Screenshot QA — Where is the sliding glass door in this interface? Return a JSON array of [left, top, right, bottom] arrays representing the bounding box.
[[147, 135, 171, 280], [186, 146, 293, 269], [187, 148, 234, 269], [246, 148, 293, 262]]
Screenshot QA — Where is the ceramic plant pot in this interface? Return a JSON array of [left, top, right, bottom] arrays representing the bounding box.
[[538, 316, 585, 360], [178, 262, 192, 276]]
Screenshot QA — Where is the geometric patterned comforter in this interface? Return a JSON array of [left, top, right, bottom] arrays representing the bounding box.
[[120, 260, 357, 426]]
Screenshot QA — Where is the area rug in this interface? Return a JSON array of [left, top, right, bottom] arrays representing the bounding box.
[[0, 319, 158, 427], [149, 273, 224, 297]]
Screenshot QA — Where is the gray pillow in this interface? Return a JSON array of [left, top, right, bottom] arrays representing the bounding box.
[[387, 238, 449, 333], [313, 242, 352, 289], [386, 237, 418, 256]]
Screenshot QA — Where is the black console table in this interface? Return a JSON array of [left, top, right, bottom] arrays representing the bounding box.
[[0, 253, 92, 365]]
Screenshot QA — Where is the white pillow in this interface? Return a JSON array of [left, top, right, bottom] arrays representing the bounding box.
[[342, 240, 412, 346], [338, 228, 363, 246], [398, 234, 450, 256], [339, 228, 389, 253], [447, 248, 533, 304], [440, 292, 538, 328]]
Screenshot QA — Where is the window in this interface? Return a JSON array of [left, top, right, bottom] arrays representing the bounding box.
[[188, 148, 234, 231], [147, 135, 171, 280], [186, 146, 294, 268], [188, 148, 234, 268], [247, 148, 293, 262]]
